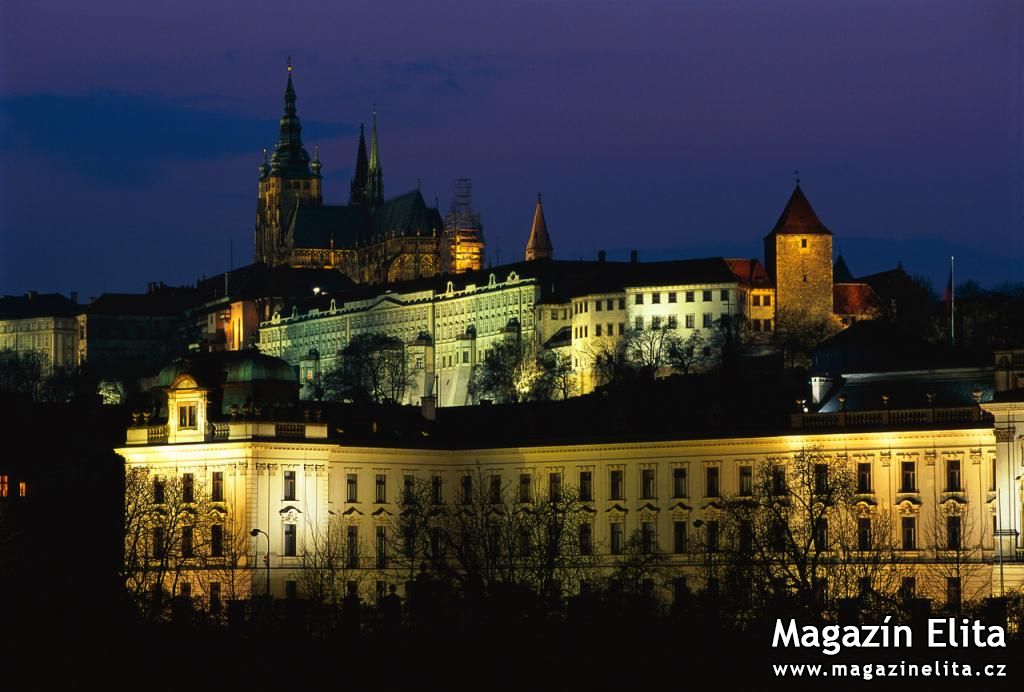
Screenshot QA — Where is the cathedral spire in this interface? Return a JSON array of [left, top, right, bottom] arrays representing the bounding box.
[[350, 123, 369, 205], [367, 109, 383, 205], [525, 193, 553, 261], [269, 59, 311, 177]]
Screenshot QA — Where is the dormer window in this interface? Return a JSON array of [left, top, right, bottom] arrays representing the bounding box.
[[178, 404, 197, 430]]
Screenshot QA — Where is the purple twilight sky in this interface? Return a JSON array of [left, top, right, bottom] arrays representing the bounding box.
[[1, 0, 1021, 300]]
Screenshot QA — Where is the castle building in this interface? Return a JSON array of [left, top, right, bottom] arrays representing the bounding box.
[[0, 292, 79, 372], [116, 349, 1024, 605], [253, 66, 483, 284]]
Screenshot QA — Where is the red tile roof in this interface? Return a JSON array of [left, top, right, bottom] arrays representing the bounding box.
[[833, 282, 879, 316]]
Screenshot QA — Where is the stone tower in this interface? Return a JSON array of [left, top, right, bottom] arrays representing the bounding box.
[[444, 178, 485, 273], [763, 184, 833, 319], [525, 194, 553, 261], [254, 63, 323, 266]]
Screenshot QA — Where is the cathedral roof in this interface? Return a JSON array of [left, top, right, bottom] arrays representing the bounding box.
[[767, 184, 832, 237], [289, 190, 443, 250]]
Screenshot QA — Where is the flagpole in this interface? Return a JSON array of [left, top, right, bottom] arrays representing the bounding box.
[[950, 255, 955, 347]]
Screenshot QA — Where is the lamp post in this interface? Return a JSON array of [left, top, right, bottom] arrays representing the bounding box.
[[250, 528, 271, 598]]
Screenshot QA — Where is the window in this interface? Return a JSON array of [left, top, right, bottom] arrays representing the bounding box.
[[347, 473, 358, 502], [673, 521, 687, 553], [579, 522, 593, 555], [685, 291, 694, 303], [610, 522, 624, 555], [606, 299, 614, 310], [947, 515, 962, 550], [284, 524, 297, 557], [702, 290, 712, 302], [211, 524, 224, 557], [550, 310, 558, 320], [618, 322, 626, 334], [857, 463, 872, 493], [579, 471, 593, 501], [947, 459, 962, 492], [763, 295, 771, 307], [801, 238, 808, 248], [652, 293, 661, 304], [763, 319, 772, 331], [403, 474, 414, 504], [152, 527, 165, 558], [609, 470, 624, 500], [209, 582, 222, 615], [549, 472, 562, 502], [814, 518, 828, 551], [431, 475, 443, 504], [178, 404, 197, 429], [685, 314, 695, 329], [635, 294, 644, 305], [901, 577, 916, 602], [772, 466, 787, 495], [618, 298, 626, 310], [651, 316, 661, 329], [518, 473, 532, 503], [641, 522, 656, 553], [705, 467, 719, 497], [346, 525, 359, 568], [706, 521, 719, 552], [667, 315, 677, 329], [180, 525, 194, 558], [153, 478, 165, 504], [752, 295, 761, 306], [462, 351, 469, 364], [635, 316, 644, 330], [595, 300, 602, 312], [489, 474, 502, 504], [739, 520, 753, 554], [594, 324, 602, 337], [814, 464, 828, 495], [376, 526, 388, 568], [182, 473, 194, 503], [668, 292, 677, 303], [739, 466, 752, 496], [669, 467, 686, 498], [901, 462, 916, 492], [212, 472, 224, 502], [947, 577, 961, 609], [375, 474, 387, 503], [702, 313, 713, 328], [640, 469, 656, 499], [720, 289, 729, 301], [858, 518, 872, 550], [461, 475, 473, 504], [284, 470, 296, 501], [901, 517, 916, 550]]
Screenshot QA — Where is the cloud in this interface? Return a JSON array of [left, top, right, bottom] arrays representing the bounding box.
[[0, 90, 354, 184]]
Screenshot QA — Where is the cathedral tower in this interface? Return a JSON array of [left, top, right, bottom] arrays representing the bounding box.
[[763, 183, 833, 320], [349, 124, 369, 206], [444, 178, 485, 273], [367, 112, 384, 206], [525, 194, 553, 261], [254, 63, 322, 266]]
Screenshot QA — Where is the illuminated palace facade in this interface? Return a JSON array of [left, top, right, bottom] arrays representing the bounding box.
[[117, 350, 1024, 606]]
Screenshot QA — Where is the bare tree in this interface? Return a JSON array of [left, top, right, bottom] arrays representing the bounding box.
[[772, 308, 842, 369], [469, 337, 545, 403], [322, 333, 423, 404], [666, 330, 708, 375], [925, 500, 988, 613], [297, 515, 367, 609], [538, 349, 578, 400], [624, 325, 680, 381]]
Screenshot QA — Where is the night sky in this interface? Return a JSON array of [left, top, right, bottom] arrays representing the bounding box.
[[1, 0, 1021, 301]]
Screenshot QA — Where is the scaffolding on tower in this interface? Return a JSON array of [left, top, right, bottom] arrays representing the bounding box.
[[443, 178, 485, 273]]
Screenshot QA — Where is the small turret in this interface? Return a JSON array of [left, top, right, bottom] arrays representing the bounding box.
[[525, 194, 553, 261]]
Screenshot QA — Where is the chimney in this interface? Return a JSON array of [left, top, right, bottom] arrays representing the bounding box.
[[598, 250, 606, 263], [630, 250, 638, 264]]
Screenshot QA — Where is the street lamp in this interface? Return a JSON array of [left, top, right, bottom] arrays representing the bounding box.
[[250, 528, 270, 598]]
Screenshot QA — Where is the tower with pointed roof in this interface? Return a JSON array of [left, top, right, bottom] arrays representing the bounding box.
[[349, 124, 369, 206], [525, 194, 553, 261], [763, 183, 834, 320], [255, 62, 323, 265]]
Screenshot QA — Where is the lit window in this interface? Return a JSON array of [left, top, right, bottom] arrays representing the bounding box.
[[284, 470, 296, 501], [901, 462, 916, 493], [178, 404, 197, 430], [18, 481, 26, 497], [284, 524, 297, 556], [0, 476, 7, 497]]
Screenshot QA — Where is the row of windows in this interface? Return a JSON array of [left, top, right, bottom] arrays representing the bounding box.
[[0, 475, 28, 498], [636, 290, 730, 305], [750, 294, 772, 307]]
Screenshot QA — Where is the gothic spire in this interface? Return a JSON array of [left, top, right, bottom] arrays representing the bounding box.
[[350, 123, 369, 205], [367, 109, 383, 205], [525, 193, 553, 261], [268, 60, 311, 178]]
